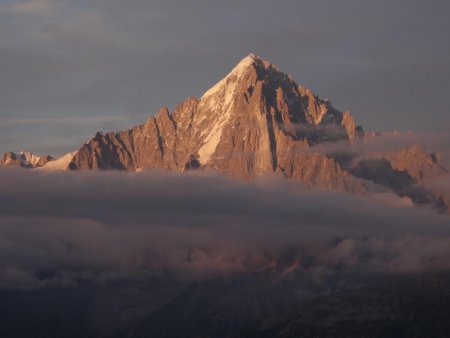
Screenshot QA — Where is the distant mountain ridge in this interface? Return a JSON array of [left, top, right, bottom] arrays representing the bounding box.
[[1, 54, 448, 210], [1, 151, 53, 169]]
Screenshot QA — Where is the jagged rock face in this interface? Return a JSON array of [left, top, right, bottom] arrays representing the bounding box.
[[384, 144, 447, 183], [339, 143, 449, 210], [1, 151, 54, 168], [346, 143, 449, 210], [69, 54, 362, 190], [69, 109, 178, 171]]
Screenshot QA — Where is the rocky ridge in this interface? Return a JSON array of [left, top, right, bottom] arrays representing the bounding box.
[[1, 151, 54, 169]]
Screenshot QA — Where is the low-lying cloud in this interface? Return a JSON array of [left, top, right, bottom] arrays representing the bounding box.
[[0, 168, 449, 289], [312, 130, 450, 162]]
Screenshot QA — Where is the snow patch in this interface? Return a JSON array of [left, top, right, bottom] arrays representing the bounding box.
[[201, 54, 257, 99], [39, 151, 77, 171], [197, 55, 259, 164]]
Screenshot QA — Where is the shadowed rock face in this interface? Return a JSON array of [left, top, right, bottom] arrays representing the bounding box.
[[349, 144, 449, 209], [68, 54, 362, 190]]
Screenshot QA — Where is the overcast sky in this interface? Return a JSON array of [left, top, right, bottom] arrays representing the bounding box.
[[1, 0, 449, 156]]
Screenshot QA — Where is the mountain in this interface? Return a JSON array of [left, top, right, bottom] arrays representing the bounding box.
[[65, 54, 447, 208], [0, 151, 54, 169], [69, 54, 363, 190], [1, 54, 448, 210]]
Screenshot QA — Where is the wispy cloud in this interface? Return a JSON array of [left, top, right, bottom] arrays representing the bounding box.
[[0, 115, 143, 127], [310, 130, 450, 168], [3, 0, 61, 15]]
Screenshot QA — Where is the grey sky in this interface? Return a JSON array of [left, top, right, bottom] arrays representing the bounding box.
[[1, 0, 449, 156]]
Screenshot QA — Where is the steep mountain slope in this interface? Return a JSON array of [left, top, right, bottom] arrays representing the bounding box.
[[38, 151, 77, 171], [68, 54, 362, 190]]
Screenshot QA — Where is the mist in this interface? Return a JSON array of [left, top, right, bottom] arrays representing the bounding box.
[[0, 168, 449, 289]]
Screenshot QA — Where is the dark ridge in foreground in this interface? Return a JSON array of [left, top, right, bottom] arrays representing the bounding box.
[[2, 273, 450, 337]]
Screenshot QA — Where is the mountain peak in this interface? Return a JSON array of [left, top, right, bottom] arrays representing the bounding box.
[[201, 53, 278, 99], [234, 53, 280, 74], [71, 55, 360, 172], [2, 54, 447, 211], [201, 55, 255, 99], [238, 53, 262, 66]]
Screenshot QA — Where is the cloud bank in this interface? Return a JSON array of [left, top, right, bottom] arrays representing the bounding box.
[[0, 168, 449, 289]]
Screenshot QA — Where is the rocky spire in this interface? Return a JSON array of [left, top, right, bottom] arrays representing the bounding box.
[[65, 54, 362, 189], [14, 53, 437, 209]]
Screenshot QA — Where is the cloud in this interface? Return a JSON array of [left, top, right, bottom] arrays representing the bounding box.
[[0, 168, 449, 289], [0, 115, 141, 127], [427, 175, 450, 198], [5, 0, 61, 15], [310, 130, 450, 168]]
